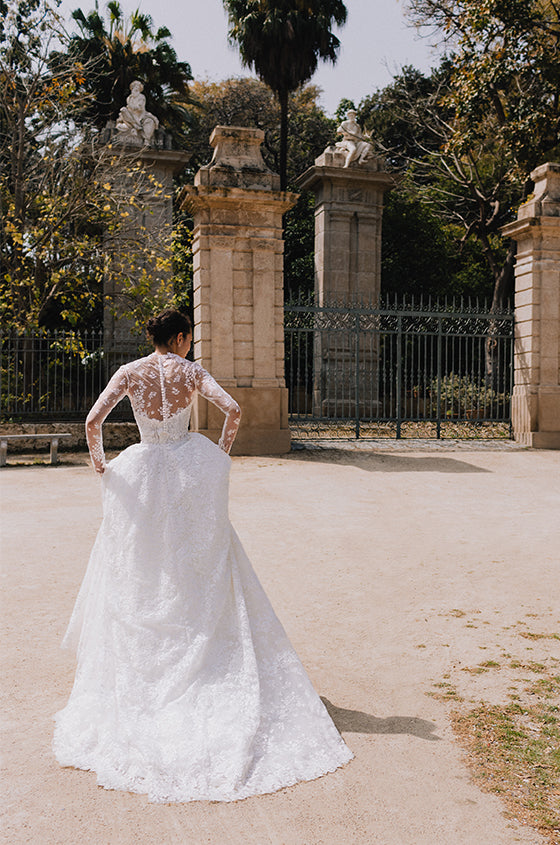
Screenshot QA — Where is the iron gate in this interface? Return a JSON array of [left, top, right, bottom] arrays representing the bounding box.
[[284, 295, 514, 440]]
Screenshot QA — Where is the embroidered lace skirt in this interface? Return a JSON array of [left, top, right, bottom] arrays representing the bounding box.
[[53, 433, 353, 802]]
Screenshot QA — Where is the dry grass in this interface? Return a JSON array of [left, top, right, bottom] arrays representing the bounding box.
[[461, 660, 501, 674], [429, 615, 560, 843], [427, 681, 464, 703], [520, 631, 560, 642], [451, 679, 560, 843]]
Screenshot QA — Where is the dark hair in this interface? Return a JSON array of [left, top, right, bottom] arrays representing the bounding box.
[[146, 309, 192, 346]]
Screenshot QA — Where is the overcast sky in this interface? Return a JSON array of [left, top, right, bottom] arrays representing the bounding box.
[[57, 0, 442, 115]]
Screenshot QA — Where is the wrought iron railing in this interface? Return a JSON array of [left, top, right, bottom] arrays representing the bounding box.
[[2, 296, 514, 440], [284, 293, 514, 439], [0, 330, 148, 421]]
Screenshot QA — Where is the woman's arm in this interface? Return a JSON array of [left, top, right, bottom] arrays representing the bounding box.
[[85, 366, 128, 474], [194, 365, 241, 454]]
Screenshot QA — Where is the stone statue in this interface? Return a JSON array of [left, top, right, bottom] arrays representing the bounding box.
[[116, 81, 159, 145], [335, 110, 373, 168]]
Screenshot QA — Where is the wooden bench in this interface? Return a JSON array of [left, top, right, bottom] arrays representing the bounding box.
[[0, 433, 73, 467]]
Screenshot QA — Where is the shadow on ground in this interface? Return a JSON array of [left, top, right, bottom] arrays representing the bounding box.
[[321, 698, 441, 740], [285, 450, 490, 474]]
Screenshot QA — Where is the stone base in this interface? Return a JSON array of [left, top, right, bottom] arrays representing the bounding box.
[[193, 386, 291, 456], [0, 385, 292, 457], [198, 426, 291, 456], [514, 431, 560, 449], [512, 385, 560, 449]]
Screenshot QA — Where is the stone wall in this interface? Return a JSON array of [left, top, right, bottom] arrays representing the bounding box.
[[0, 422, 139, 453]]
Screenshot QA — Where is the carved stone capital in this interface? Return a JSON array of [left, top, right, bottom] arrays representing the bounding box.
[[194, 126, 280, 191]]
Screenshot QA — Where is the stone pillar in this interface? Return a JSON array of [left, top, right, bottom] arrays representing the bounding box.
[[180, 126, 297, 455], [297, 147, 393, 303], [297, 149, 394, 416], [501, 162, 560, 448], [103, 139, 189, 365]]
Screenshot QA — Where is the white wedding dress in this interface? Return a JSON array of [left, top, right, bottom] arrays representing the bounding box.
[[53, 351, 353, 803]]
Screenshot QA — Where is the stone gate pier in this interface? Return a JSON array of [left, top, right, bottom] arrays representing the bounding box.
[[297, 124, 393, 417], [501, 162, 560, 448], [102, 81, 189, 363], [180, 126, 297, 455]]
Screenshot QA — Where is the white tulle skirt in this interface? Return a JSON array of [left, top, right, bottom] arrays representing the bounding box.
[[53, 433, 353, 802]]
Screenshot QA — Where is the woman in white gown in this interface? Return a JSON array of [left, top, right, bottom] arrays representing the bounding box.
[[53, 309, 353, 803]]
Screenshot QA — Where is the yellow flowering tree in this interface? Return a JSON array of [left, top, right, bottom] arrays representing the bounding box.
[[0, 0, 176, 331]]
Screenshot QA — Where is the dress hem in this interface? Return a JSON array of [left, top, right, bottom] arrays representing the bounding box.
[[52, 741, 355, 804]]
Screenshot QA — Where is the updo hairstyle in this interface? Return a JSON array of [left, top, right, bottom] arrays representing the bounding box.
[[146, 309, 192, 347]]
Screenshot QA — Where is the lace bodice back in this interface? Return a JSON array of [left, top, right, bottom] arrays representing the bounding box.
[[85, 352, 241, 470], [126, 353, 197, 421], [126, 354, 193, 444]]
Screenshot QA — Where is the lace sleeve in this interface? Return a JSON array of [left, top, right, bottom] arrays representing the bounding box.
[[85, 366, 128, 473], [194, 365, 241, 454]]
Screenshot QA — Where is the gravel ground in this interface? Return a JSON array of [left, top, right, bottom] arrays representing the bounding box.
[[1, 445, 558, 845]]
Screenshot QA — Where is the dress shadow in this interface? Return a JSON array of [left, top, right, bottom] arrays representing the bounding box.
[[321, 697, 440, 741]]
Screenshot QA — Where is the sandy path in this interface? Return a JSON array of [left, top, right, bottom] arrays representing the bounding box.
[[1, 448, 558, 844]]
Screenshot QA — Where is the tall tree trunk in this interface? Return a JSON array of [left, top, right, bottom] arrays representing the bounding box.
[[279, 89, 288, 191], [490, 239, 516, 313], [13, 98, 27, 320], [485, 239, 516, 387]]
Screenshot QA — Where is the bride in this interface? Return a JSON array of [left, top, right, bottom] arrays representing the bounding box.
[[53, 309, 353, 803]]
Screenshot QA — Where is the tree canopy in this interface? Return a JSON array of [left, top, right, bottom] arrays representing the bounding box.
[[379, 0, 560, 307], [4, 0, 558, 328]]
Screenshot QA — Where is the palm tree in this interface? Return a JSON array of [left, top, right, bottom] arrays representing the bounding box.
[[66, 2, 193, 145], [224, 0, 347, 189]]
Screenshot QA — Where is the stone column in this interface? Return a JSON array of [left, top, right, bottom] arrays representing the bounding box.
[[103, 137, 189, 365], [501, 162, 560, 448], [180, 126, 297, 455], [297, 149, 394, 417]]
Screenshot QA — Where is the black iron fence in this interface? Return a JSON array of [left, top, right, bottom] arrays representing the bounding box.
[[2, 297, 514, 439], [284, 294, 514, 439], [0, 330, 147, 421]]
